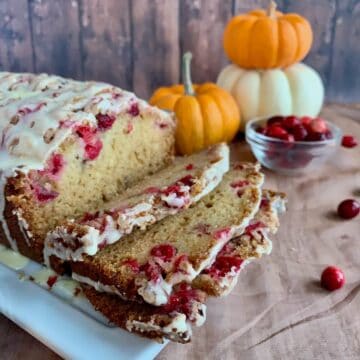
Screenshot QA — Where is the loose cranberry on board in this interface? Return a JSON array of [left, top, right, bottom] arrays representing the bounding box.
[[337, 199, 360, 219], [321, 266, 345, 291], [341, 135, 358, 148], [267, 115, 284, 126]]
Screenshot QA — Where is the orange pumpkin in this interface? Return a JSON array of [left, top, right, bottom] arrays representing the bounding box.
[[223, 1, 313, 69], [149, 53, 240, 155]]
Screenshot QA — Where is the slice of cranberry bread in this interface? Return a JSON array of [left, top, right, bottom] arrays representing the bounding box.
[[80, 190, 286, 344], [71, 163, 264, 306], [192, 190, 286, 296], [0, 72, 175, 263], [82, 282, 207, 343], [45, 143, 229, 269]]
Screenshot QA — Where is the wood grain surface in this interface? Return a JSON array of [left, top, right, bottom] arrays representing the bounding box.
[[0, 0, 359, 101], [0, 103, 359, 359]]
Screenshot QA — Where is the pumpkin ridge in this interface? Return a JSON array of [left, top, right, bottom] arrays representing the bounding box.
[[283, 14, 313, 63], [196, 93, 224, 145], [285, 19, 300, 67], [277, 18, 297, 68], [249, 17, 277, 69], [205, 88, 240, 142]]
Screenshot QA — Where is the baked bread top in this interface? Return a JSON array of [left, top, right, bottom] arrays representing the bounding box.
[[0, 72, 175, 253]]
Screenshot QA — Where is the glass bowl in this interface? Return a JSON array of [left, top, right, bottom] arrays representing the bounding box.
[[245, 117, 342, 176]]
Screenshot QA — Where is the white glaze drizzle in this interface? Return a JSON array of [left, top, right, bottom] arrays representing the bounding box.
[[0, 71, 174, 248]]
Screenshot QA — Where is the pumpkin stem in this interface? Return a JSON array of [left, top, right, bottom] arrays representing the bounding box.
[[182, 52, 195, 96], [267, 1, 277, 18]]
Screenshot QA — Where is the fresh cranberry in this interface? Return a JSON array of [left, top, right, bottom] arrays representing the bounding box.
[[96, 113, 116, 131], [38, 153, 66, 180], [306, 132, 326, 141], [267, 115, 284, 126], [337, 199, 359, 219], [185, 164, 194, 170], [256, 126, 266, 134], [205, 255, 243, 278], [49, 154, 64, 175], [47, 275, 58, 288], [321, 266, 345, 291], [76, 125, 96, 142], [161, 184, 183, 197], [122, 259, 140, 273], [84, 139, 103, 160], [128, 102, 140, 117], [161, 283, 200, 319], [43, 153, 65, 179], [309, 118, 327, 134], [178, 175, 195, 187], [283, 116, 301, 129], [151, 244, 177, 262], [341, 135, 358, 148], [292, 125, 308, 141], [266, 125, 288, 140], [141, 262, 162, 282], [300, 116, 313, 127]]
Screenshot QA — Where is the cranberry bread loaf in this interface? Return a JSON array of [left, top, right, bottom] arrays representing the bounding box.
[[80, 190, 285, 343], [71, 163, 264, 306], [193, 189, 286, 296], [0, 72, 175, 263], [44, 143, 229, 270]]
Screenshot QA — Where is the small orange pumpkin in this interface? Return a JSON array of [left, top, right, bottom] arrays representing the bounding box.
[[149, 53, 240, 155], [223, 1, 313, 69]]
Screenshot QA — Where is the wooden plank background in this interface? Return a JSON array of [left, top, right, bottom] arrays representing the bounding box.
[[0, 0, 358, 102]]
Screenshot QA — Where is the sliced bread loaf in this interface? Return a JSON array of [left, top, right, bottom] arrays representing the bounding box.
[[71, 163, 264, 306], [79, 189, 285, 343], [44, 143, 229, 269]]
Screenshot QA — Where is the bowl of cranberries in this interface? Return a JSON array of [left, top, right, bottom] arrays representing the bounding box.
[[246, 115, 342, 175]]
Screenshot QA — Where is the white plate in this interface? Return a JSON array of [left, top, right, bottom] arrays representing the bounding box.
[[0, 249, 167, 360]]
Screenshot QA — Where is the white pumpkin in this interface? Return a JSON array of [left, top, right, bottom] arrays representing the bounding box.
[[217, 63, 324, 129]]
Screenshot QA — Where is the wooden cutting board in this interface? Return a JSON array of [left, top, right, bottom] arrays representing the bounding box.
[[1, 103, 359, 360]]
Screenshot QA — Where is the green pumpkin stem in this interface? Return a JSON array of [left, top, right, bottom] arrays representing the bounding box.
[[182, 52, 195, 96], [267, 1, 277, 18]]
